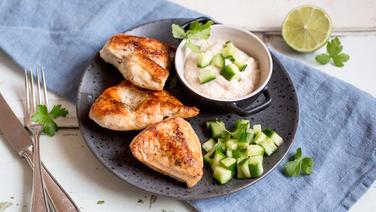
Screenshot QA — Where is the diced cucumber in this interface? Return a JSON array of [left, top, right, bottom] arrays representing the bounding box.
[[211, 53, 225, 69], [246, 145, 265, 156], [203, 146, 216, 166], [259, 138, 278, 156], [232, 119, 250, 139], [197, 52, 213, 68], [211, 148, 226, 171], [202, 138, 216, 152], [199, 70, 216, 84], [226, 149, 233, 157], [232, 149, 248, 159], [253, 124, 262, 133], [213, 166, 232, 184], [239, 131, 252, 144], [263, 128, 284, 146], [237, 142, 249, 150], [226, 139, 238, 150], [236, 159, 245, 179], [208, 121, 229, 138], [221, 41, 237, 59], [220, 157, 237, 176], [234, 58, 248, 72], [220, 64, 240, 81], [254, 131, 267, 144], [239, 158, 251, 178], [262, 128, 274, 137], [248, 156, 264, 177], [218, 138, 227, 151]]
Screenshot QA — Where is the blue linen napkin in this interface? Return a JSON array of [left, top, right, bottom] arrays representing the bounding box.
[[0, 0, 375, 211]]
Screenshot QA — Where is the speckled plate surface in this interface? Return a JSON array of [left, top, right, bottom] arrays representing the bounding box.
[[76, 19, 299, 200]]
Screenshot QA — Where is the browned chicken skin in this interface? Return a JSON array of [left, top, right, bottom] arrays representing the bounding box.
[[130, 117, 203, 188], [99, 34, 173, 90], [89, 81, 199, 131]]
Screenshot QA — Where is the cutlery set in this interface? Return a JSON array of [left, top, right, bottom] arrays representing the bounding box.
[[0, 67, 79, 212]]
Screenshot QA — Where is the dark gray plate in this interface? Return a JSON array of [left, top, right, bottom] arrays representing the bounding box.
[[76, 19, 299, 200]]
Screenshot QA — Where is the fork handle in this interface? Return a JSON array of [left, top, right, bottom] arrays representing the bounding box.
[[23, 147, 80, 212]]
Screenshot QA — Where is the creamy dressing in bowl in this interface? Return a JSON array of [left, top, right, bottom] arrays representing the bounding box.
[[183, 40, 260, 100]]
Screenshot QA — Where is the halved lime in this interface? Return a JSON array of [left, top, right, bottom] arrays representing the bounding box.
[[282, 5, 332, 52]]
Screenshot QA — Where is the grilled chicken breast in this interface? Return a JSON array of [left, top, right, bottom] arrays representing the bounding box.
[[100, 34, 173, 91], [89, 81, 199, 131], [130, 117, 203, 188]]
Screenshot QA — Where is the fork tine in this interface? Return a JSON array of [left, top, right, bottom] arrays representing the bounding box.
[[24, 69, 30, 114], [30, 68, 36, 113], [41, 66, 48, 108], [36, 66, 42, 106]]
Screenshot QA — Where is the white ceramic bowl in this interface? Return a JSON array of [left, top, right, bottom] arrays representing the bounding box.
[[174, 23, 273, 116]]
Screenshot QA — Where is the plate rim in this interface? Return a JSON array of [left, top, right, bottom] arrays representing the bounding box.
[[76, 18, 299, 200]]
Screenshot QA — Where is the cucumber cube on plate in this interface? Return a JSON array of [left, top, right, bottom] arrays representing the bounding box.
[[211, 148, 226, 171], [211, 53, 225, 69], [239, 158, 251, 178], [226, 139, 238, 150], [220, 157, 237, 176], [263, 128, 284, 146], [248, 156, 264, 177], [197, 52, 213, 68], [208, 121, 229, 138], [247, 144, 265, 156], [253, 131, 267, 144], [226, 149, 233, 157], [239, 131, 253, 144], [199, 70, 216, 84], [202, 138, 216, 152], [259, 138, 278, 156], [213, 166, 233, 184], [253, 124, 262, 133]]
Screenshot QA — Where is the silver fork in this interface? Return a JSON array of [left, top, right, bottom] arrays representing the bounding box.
[[25, 67, 50, 212]]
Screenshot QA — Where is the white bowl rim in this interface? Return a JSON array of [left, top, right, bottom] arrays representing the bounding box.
[[174, 24, 273, 102]]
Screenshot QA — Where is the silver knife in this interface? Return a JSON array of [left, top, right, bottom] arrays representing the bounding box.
[[0, 93, 80, 212]]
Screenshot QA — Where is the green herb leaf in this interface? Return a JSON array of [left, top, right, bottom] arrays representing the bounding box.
[[327, 37, 343, 56], [31, 104, 69, 137], [187, 21, 213, 40], [97, 200, 105, 205], [186, 39, 201, 53], [171, 21, 213, 53], [316, 37, 349, 67], [332, 53, 350, 67], [284, 147, 314, 177], [315, 53, 331, 65], [171, 24, 187, 39]]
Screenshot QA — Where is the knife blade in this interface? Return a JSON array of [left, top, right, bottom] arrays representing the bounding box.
[[0, 92, 80, 211], [0, 93, 31, 155]]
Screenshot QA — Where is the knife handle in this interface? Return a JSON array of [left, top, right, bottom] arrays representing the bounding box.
[[22, 148, 80, 212]]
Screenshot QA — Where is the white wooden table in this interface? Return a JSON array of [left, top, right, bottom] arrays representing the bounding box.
[[1, 1, 375, 211]]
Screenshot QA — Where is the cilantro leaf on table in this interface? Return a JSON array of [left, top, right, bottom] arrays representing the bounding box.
[[315, 37, 350, 67], [96, 200, 105, 205], [31, 104, 69, 136], [171, 20, 213, 52], [284, 147, 314, 177]]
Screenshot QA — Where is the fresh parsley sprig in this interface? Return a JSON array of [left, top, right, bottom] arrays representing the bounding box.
[[284, 147, 314, 177], [31, 104, 69, 136], [315, 37, 350, 67], [171, 20, 213, 53]]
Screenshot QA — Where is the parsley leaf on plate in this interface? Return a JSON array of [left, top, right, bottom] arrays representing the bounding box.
[[171, 20, 213, 52], [31, 104, 69, 137], [315, 37, 350, 67], [284, 147, 314, 177]]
